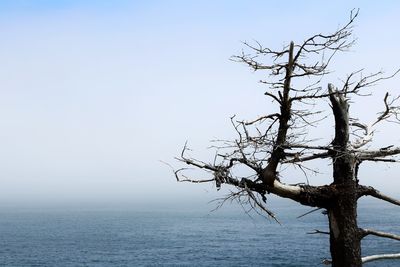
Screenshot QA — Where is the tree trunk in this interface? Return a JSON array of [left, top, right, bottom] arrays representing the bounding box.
[[328, 182, 361, 266], [328, 84, 362, 266]]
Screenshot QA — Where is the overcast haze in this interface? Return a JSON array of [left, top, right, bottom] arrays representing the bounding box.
[[0, 0, 399, 208]]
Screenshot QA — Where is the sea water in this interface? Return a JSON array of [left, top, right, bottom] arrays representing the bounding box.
[[0, 200, 398, 266]]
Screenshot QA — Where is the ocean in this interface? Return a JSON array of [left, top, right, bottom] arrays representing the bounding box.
[[0, 200, 399, 266]]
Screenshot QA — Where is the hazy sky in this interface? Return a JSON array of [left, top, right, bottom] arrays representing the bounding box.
[[0, 1, 399, 208]]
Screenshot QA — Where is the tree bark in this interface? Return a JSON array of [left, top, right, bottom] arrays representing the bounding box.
[[328, 84, 362, 266], [328, 178, 361, 266]]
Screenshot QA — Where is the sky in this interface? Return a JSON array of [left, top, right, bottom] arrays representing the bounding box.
[[0, 1, 399, 209]]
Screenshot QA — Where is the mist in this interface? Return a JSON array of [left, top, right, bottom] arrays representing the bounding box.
[[0, 1, 399, 209]]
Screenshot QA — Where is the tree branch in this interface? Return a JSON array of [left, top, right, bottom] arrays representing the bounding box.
[[243, 113, 280, 126], [358, 147, 400, 160], [261, 41, 295, 186], [307, 229, 330, 235], [282, 151, 330, 164], [362, 253, 400, 264], [358, 185, 400, 206], [360, 228, 400, 241], [350, 90, 400, 149]]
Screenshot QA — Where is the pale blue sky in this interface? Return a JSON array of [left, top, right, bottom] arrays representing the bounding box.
[[0, 1, 399, 208]]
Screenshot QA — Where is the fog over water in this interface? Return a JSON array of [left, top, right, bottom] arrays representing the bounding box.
[[0, 1, 399, 208]]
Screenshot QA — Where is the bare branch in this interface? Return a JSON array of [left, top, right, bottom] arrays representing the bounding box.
[[307, 229, 330, 235], [283, 152, 330, 164], [360, 158, 399, 163], [360, 228, 400, 241], [362, 253, 400, 264], [245, 187, 280, 223], [350, 89, 400, 149], [282, 144, 331, 151], [297, 207, 323, 219], [264, 91, 282, 104], [326, 253, 400, 264], [293, 9, 358, 62], [243, 113, 280, 126], [356, 69, 400, 89], [358, 147, 400, 160], [358, 185, 400, 206]]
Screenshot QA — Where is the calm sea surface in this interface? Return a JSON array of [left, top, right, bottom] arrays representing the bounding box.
[[0, 201, 399, 266]]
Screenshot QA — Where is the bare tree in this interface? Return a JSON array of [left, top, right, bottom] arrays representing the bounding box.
[[172, 10, 400, 266]]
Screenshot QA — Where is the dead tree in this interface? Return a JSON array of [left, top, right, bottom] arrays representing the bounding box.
[[172, 10, 400, 266]]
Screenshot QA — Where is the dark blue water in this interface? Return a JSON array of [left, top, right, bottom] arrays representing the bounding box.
[[0, 201, 399, 266]]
